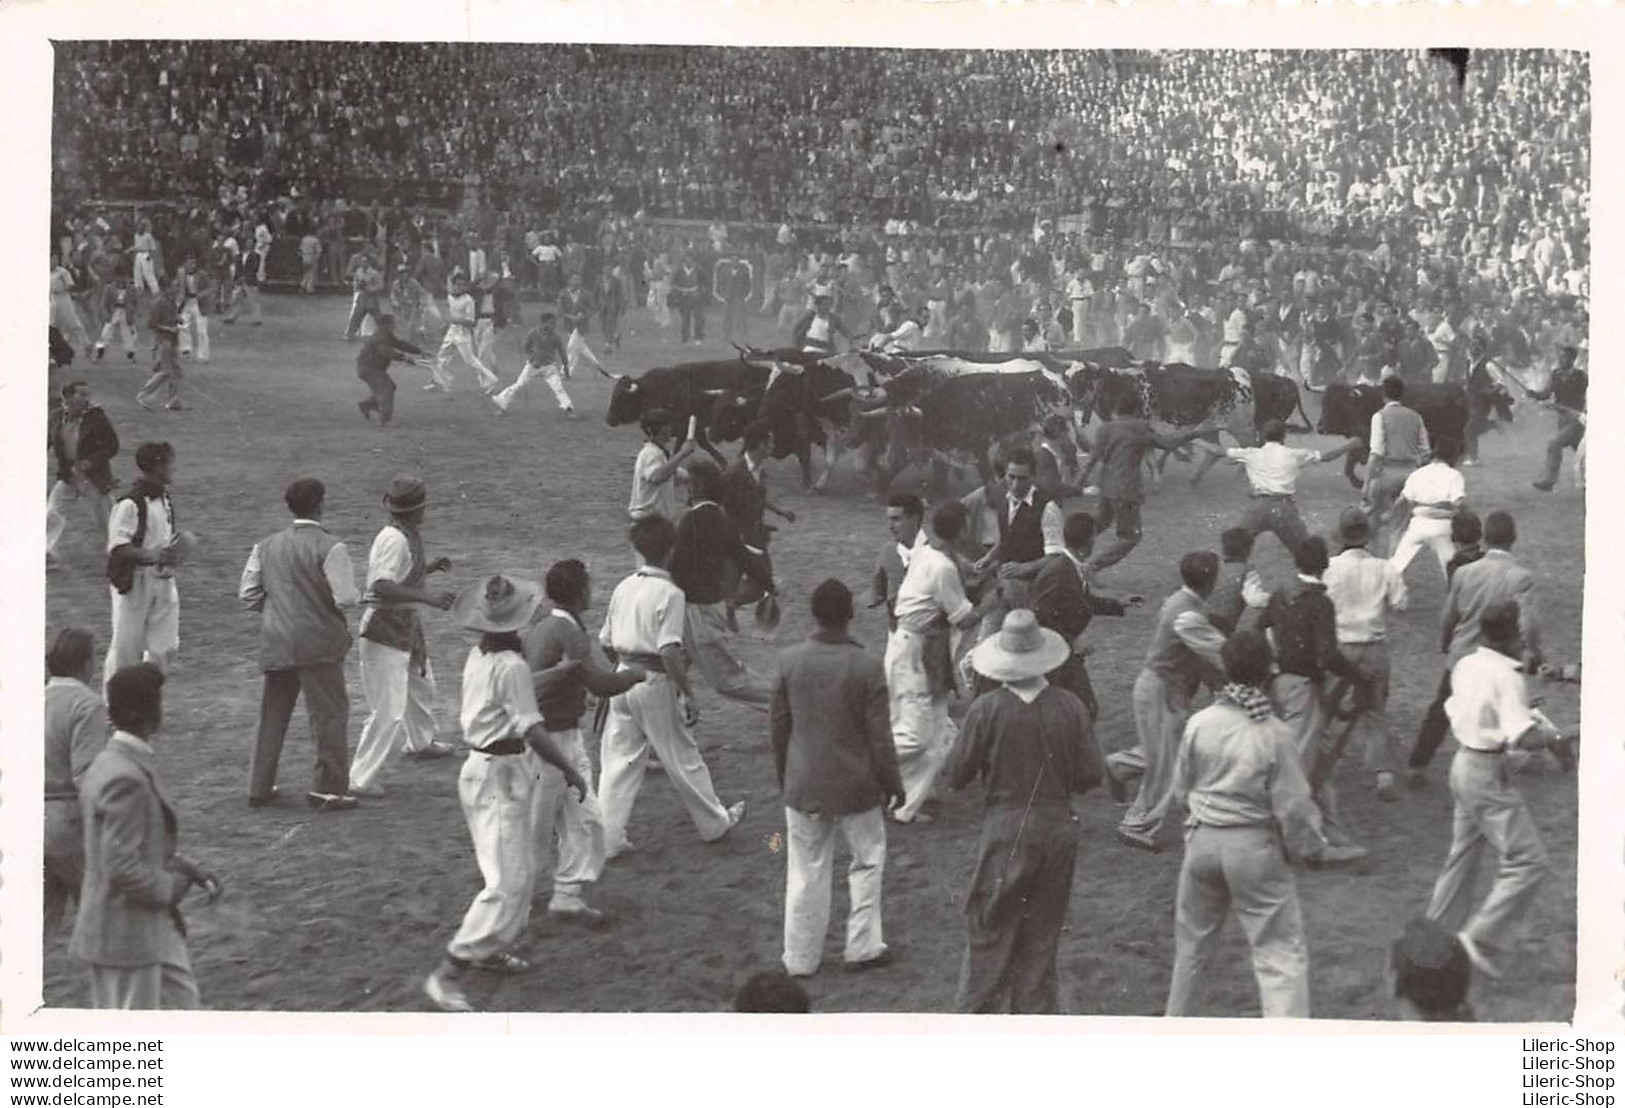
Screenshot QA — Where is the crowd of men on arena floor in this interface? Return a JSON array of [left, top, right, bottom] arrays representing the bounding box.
[[46, 322, 1583, 1014]]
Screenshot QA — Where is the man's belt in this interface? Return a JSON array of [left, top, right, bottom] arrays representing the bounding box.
[[1457, 745, 1505, 756], [1250, 492, 1294, 501], [617, 651, 668, 674], [474, 737, 525, 756]]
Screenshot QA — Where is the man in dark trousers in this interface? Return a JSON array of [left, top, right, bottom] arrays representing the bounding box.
[[672, 255, 707, 345], [714, 252, 755, 344], [1080, 395, 1216, 574], [47, 381, 119, 571], [1530, 345, 1586, 492], [1409, 510, 1542, 784], [356, 314, 427, 428], [946, 608, 1101, 1013], [1030, 511, 1143, 722], [136, 280, 188, 412], [721, 422, 797, 612], [238, 478, 362, 811], [773, 578, 903, 978], [672, 458, 778, 710]]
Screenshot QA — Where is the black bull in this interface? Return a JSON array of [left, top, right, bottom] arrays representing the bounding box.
[[1089, 365, 1315, 485], [603, 359, 773, 465], [1312, 380, 1511, 487], [868, 366, 1087, 493]]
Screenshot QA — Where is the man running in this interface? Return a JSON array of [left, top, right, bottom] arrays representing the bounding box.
[[357, 315, 427, 429], [492, 312, 575, 417], [428, 273, 498, 394]]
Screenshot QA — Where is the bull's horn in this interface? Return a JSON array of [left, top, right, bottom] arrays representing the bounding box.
[[856, 408, 890, 420], [595, 365, 625, 381], [825, 387, 856, 401], [906, 405, 923, 418], [701, 388, 729, 396]]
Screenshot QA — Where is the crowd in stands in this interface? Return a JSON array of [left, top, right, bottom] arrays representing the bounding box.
[[50, 45, 1587, 377]]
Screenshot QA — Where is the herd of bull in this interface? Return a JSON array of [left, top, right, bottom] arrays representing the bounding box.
[[599, 346, 1518, 495]]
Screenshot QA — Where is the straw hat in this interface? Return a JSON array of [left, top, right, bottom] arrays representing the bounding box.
[[453, 575, 542, 634], [382, 475, 429, 515], [969, 609, 1069, 683]]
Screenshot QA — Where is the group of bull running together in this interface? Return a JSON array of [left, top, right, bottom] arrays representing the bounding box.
[[346, 283, 1585, 1016]]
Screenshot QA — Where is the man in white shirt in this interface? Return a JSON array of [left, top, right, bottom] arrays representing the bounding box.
[[1364, 376, 1433, 556], [1390, 435, 1466, 582], [627, 410, 696, 523], [887, 501, 994, 824], [1193, 420, 1353, 556], [423, 575, 586, 1012], [104, 443, 186, 691], [1323, 507, 1408, 801], [1425, 600, 1563, 981], [428, 273, 499, 394], [348, 477, 458, 797], [597, 516, 747, 858]]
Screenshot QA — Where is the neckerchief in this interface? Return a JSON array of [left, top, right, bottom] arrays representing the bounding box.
[[1219, 683, 1274, 722]]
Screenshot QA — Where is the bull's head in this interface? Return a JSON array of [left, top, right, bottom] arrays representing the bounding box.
[[604, 376, 642, 427]]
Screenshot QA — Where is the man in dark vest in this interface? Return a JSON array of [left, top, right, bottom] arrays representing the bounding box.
[[238, 478, 363, 811], [1530, 346, 1586, 493], [349, 476, 459, 797], [1363, 376, 1431, 556], [976, 448, 1063, 611], [47, 381, 119, 571]]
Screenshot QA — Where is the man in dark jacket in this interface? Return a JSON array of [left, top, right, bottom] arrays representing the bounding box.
[[772, 578, 903, 977], [1030, 512, 1142, 722], [947, 608, 1101, 1013], [356, 314, 426, 428], [672, 256, 706, 345], [47, 381, 119, 570], [1256, 537, 1370, 864]]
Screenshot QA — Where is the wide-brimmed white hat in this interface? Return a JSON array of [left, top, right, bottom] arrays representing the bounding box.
[[970, 609, 1069, 683], [452, 575, 542, 634]]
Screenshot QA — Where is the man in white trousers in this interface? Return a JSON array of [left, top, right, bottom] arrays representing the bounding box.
[[522, 559, 644, 925], [492, 312, 575, 416], [559, 272, 608, 380], [129, 221, 161, 296], [348, 476, 458, 798], [887, 500, 995, 825], [773, 578, 902, 978], [104, 443, 186, 690], [423, 575, 587, 1013], [596, 515, 747, 859], [1389, 435, 1466, 584], [429, 274, 498, 394], [175, 257, 214, 363]]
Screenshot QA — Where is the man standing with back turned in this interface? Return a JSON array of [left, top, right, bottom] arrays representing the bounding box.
[[773, 578, 902, 979], [239, 478, 362, 812]]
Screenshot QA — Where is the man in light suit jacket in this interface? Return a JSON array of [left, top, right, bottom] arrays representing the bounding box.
[[1409, 510, 1543, 781], [72, 663, 221, 1009], [1029, 512, 1143, 723]]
